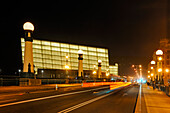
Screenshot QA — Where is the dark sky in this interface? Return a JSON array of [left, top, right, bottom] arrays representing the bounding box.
[[0, 0, 167, 76]]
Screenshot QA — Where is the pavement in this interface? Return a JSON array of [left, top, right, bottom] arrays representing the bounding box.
[[135, 84, 170, 113], [0, 83, 82, 95]]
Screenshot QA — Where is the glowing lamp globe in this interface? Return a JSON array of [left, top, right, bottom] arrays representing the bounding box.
[[98, 60, 102, 63], [150, 60, 156, 65], [23, 22, 34, 31], [78, 50, 83, 54], [156, 50, 163, 55]]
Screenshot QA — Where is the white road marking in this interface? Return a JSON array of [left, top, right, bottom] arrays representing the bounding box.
[[0, 86, 109, 108], [58, 91, 114, 113], [122, 93, 128, 96]]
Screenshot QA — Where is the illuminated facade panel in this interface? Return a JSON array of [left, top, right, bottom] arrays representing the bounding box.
[[21, 38, 109, 72], [109, 63, 118, 75]]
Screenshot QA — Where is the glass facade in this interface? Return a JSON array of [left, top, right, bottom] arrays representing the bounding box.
[[109, 63, 118, 75], [21, 38, 109, 73]]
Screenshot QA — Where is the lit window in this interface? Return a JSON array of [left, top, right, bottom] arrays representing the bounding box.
[[33, 40, 41, 44], [88, 47, 96, 51], [22, 48, 25, 52], [70, 49, 78, 53], [42, 50, 51, 54], [71, 58, 78, 63], [51, 42, 60, 47], [71, 62, 78, 66], [61, 48, 69, 52], [52, 55, 61, 60], [42, 46, 51, 50], [98, 53, 105, 57], [61, 43, 69, 48], [97, 48, 105, 53], [42, 41, 50, 45], [52, 51, 60, 55], [34, 63, 43, 67], [33, 58, 42, 63], [43, 55, 51, 59], [79, 46, 87, 50], [51, 47, 60, 51], [21, 38, 25, 42], [33, 53, 42, 58], [33, 44, 41, 49], [53, 65, 61, 69], [89, 51, 96, 56], [21, 42, 25, 47], [70, 44, 78, 49], [53, 60, 61, 65], [70, 53, 78, 58], [33, 49, 41, 53]]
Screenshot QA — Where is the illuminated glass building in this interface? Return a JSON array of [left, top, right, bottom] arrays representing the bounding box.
[[21, 38, 117, 78], [109, 64, 118, 75]]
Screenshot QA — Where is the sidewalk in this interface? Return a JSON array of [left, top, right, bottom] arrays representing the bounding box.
[[0, 83, 82, 95], [135, 84, 170, 113]]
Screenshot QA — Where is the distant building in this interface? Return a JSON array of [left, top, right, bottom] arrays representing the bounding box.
[[21, 38, 118, 79]]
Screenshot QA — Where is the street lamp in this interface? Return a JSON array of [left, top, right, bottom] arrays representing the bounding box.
[[23, 22, 34, 31], [98, 60, 102, 78], [151, 73, 154, 76], [165, 69, 169, 73], [23, 22, 34, 75], [132, 64, 142, 79], [93, 71, 97, 75], [158, 68, 162, 72], [65, 65, 69, 69], [156, 49, 163, 83], [150, 60, 156, 82], [156, 49, 163, 56], [78, 50, 83, 78], [41, 70, 44, 78], [151, 60, 156, 65], [65, 55, 69, 76]]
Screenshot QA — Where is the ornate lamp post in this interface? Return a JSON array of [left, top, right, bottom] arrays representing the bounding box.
[[150, 60, 156, 82], [23, 22, 34, 76], [65, 55, 69, 77], [156, 49, 163, 83], [78, 50, 83, 78], [98, 60, 102, 78]]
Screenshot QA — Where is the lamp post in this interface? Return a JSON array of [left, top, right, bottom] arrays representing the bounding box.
[[165, 68, 169, 86], [78, 50, 83, 78], [106, 69, 110, 81], [65, 55, 69, 77], [41, 70, 44, 78], [98, 60, 102, 78], [156, 49, 163, 83], [23, 22, 34, 75], [150, 60, 156, 82], [132, 64, 142, 79], [92, 65, 97, 78]]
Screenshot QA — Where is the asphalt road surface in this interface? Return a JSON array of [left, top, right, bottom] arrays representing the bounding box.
[[0, 85, 139, 113]]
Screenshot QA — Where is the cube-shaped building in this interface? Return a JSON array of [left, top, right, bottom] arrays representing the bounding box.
[[21, 38, 118, 78]]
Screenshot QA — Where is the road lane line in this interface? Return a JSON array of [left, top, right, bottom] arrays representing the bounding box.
[[58, 91, 114, 113], [58, 85, 132, 113], [0, 86, 109, 108]]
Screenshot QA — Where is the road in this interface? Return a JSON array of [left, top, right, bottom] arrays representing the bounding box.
[[0, 85, 139, 113]]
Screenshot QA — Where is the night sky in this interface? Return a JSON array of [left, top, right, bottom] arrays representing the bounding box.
[[0, 0, 167, 77]]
